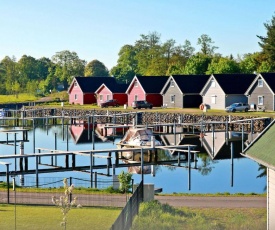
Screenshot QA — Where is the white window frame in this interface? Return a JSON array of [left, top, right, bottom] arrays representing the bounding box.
[[211, 95, 216, 104], [170, 95, 175, 103], [258, 96, 264, 105], [99, 95, 103, 101], [211, 79, 216, 87], [74, 94, 78, 100], [107, 95, 110, 100], [170, 81, 175, 87], [134, 81, 138, 87], [258, 79, 263, 87], [74, 82, 78, 87], [134, 95, 138, 101]]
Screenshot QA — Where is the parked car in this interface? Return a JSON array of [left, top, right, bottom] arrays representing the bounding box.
[[132, 100, 153, 109], [225, 103, 250, 112], [100, 99, 119, 108]]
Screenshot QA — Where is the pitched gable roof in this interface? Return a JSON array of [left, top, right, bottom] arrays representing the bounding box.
[[259, 73, 275, 93], [212, 74, 255, 94], [171, 75, 210, 94], [95, 82, 129, 94], [128, 76, 168, 94], [242, 119, 275, 170], [69, 76, 117, 93]]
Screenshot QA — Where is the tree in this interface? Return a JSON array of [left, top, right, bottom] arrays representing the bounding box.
[[197, 34, 218, 56], [166, 40, 195, 75], [1, 56, 18, 94], [110, 45, 137, 83], [52, 178, 81, 229], [206, 56, 240, 74], [52, 50, 86, 89], [36, 57, 53, 81], [134, 32, 162, 75], [118, 171, 132, 201], [84, 59, 109, 77], [26, 80, 38, 95], [12, 81, 20, 98], [0, 63, 6, 93], [184, 53, 212, 74], [257, 14, 275, 70], [17, 55, 39, 88], [258, 61, 273, 73]]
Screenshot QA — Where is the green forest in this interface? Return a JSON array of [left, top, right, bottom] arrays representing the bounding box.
[[1, 14, 275, 97]]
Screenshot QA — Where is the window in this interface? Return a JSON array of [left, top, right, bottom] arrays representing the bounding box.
[[170, 95, 175, 103], [74, 82, 78, 87], [258, 79, 263, 87], [74, 94, 78, 100], [99, 95, 103, 101], [211, 95, 216, 104], [134, 81, 138, 87], [258, 96, 264, 105], [107, 95, 110, 100], [170, 81, 175, 87], [134, 95, 138, 101], [211, 79, 216, 87]]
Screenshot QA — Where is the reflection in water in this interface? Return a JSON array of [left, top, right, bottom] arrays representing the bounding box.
[[257, 164, 267, 191], [0, 124, 267, 193], [197, 153, 217, 176]]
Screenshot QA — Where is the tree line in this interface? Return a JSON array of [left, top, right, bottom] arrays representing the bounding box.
[[0, 14, 275, 96]]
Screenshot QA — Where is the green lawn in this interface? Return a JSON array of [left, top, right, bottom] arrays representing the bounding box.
[[0, 204, 121, 230], [132, 201, 267, 230], [0, 94, 38, 103]]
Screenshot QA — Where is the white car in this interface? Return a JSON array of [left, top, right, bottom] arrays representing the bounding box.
[[225, 103, 250, 112]]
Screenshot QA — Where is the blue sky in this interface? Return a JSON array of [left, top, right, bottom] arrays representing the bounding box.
[[0, 1, 274, 69]]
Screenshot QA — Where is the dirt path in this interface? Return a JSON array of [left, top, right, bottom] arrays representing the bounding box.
[[155, 195, 266, 208], [1, 191, 266, 208]]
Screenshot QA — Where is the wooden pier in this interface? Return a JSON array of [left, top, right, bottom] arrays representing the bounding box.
[[0, 109, 272, 190]]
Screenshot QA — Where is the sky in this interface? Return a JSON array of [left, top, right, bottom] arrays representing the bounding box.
[[0, 1, 275, 70]]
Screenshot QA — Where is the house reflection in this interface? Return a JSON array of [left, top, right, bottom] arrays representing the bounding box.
[[200, 131, 260, 160], [69, 123, 113, 144]]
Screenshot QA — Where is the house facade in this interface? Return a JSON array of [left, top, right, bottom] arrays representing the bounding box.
[[68, 77, 117, 105], [200, 74, 255, 110], [95, 83, 128, 106], [126, 76, 168, 107], [161, 75, 209, 108], [245, 73, 275, 111], [241, 119, 275, 230]]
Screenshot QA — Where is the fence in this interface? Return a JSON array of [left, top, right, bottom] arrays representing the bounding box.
[[0, 176, 128, 207], [111, 180, 143, 230]]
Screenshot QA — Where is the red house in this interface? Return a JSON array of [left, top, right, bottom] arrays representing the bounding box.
[[95, 82, 129, 106], [68, 77, 117, 105], [126, 76, 168, 107]]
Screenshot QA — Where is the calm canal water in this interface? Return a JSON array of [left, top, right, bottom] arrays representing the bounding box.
[[0, 125, 266, 194]]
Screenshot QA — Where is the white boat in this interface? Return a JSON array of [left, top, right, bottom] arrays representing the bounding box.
[[117, 127, 162, 161], [118, 127, 162, 147]]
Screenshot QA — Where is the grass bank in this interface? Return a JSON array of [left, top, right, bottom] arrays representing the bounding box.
[[0, 204, 121, 230], [131, 200, 266, 230], [0, 94, 38, 104]]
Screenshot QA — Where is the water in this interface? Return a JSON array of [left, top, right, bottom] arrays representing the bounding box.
[[0, 124, 266, 194]]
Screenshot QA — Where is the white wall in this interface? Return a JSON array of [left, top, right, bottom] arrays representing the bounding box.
[[268, 168, 275, 230]]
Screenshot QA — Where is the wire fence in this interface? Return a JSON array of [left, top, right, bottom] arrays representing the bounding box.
[[111, 180, 143, 230], [0, 176, 129, 208]]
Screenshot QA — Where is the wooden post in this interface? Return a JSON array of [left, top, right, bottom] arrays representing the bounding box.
[[14, 133, 17, 173], [66, 125, 69, 168], [54, 133, 57, 166], [19, 141, 24, 171], [6, 164, 10, 204], [90, 152, 93, 188], [35, 155, 39, 188], [231, 142, 234, 187], [188, 146, 191, 190]]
